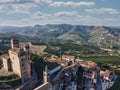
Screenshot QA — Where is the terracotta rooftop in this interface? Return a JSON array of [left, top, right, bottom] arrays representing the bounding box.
[[87, 61, 97, 68], [100, 71, 110, 77], [2, 54, 9, 60], [80, 61, 97, 69], [62, 55, 75, 59]]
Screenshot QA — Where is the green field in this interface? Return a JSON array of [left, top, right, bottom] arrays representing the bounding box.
[[80, 56, 120, 65]]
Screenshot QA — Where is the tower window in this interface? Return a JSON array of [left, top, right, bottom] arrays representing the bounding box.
[[21, 59, 23, 61]]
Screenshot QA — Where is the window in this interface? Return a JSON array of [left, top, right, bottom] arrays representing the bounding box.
[[21, 59, 23, 61]]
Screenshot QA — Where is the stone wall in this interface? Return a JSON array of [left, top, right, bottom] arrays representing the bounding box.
[[19, 42, 46, 55]]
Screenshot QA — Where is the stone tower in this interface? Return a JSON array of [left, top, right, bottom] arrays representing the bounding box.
[[11, 39, 19, 49], [43, 65, 48, 83], [8, 39, 31, 83]]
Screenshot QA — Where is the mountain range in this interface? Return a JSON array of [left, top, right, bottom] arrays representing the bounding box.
[[0, 24, 120, 48]]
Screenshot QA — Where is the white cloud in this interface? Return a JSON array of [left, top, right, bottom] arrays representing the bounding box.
[[0, 0, 52, 14], [55, 11, 78, 17], [8, 8, 30, 14], [31, 11, 79, 20], [34, 0, 53, 4], [28, 11, 120, 26], [85, 8, 120, 14], [50, 1, 95, 7], [0, 5, 6, 11], [7, 3, 37, 14], [31, 11, 51, 19], [0, 0, 53, 4], [0, 0, 15, 3], [0, 12, 120, 26]]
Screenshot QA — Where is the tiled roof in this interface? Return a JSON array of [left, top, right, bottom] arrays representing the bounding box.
[[62, 55, 75, 59], [79, 61, 97, 69], [100, 71, 110, 77], [87, 61, 97, 68]]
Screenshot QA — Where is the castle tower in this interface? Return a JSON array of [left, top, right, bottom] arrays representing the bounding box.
[[43, 65, 48, 83], [9, 39, 31, 83], [11, 39, 19, 49]]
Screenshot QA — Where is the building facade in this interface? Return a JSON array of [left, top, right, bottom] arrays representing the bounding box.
[[2, 39, 31, 83]]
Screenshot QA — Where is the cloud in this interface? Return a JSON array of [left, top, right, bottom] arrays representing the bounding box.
[[85, 8, 120, 14], [54, 11, 78, 17], [31, 11, 51, 19], [0, 0, 52, 14], [31, 11, 79, 20], [0, 0, 15, 3], [0, 0, 53, 4], [30, 11, 106, 26], [0, 5, 7, 12], [34, 0, 53, 4], [50, 1, 95, 7], [1, 12, 120, 26], [6, 3, 38, 14]]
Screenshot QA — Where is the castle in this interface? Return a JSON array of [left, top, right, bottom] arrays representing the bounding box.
[[2, 39, 31, 83]]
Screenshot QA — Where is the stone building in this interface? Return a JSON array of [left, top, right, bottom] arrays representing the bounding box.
[[61, 55, 75, 63], [2, 54, 12, 72], [2, 39, 31, 83], [19, 42, 46, 55], [34, 66, 53, 90]]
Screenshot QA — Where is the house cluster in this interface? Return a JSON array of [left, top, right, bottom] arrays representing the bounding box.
[[82, 69, 97, 90], [78, 61, 97, 90], [35, 55, 78, 90], [61, 55, 75, 63], [59, 73, 77, 90], [42, 54, 117, 90], [78, 60, 97, 69], [100, 70, 117, 90]]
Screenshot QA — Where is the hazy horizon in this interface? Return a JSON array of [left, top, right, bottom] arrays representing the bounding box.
[[0, 23, 120, 27], [0, 0, 120, 26]]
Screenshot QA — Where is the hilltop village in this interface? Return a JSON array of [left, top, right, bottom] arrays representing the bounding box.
[[0, 39, 117, 90]]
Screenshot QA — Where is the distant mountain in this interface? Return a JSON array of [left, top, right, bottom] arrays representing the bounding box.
[[0, 26, 35, 37], [0, 24, 120, 48]]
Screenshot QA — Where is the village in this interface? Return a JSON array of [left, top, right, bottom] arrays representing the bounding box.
[[39, 54, 117, 90], [0, 39, 118, 90]]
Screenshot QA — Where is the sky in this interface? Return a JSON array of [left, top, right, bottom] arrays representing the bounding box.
[[0, 0, 120, 26]]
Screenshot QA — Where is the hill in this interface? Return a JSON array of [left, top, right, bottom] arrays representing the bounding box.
[[0, 24, 120, 48]]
